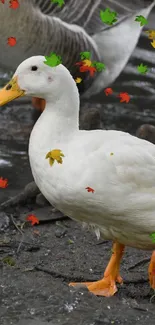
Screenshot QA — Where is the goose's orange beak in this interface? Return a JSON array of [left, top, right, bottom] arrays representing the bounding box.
[[0, 76, 25, 106]]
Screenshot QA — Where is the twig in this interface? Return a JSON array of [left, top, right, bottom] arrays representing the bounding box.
[[150, 291, 155, 303], [131, 307, 148, 312], [10, 214, 23, 235], [124, 279, 148, 284], [34, 266, 97, 282], [14, 239, 50, 250], [38, 215, 69, 223], [0, 192, 27, 208], [128, 257, 150, 270], [10, 214, 25, 254], [96, 240, 109, 246], [16, 235, 25, 254]]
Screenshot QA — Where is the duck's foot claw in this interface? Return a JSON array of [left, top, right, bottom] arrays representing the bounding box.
[[69, 276, 121, 297]]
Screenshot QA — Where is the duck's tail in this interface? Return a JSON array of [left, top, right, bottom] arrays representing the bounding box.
[[83, 0, 155, 98]]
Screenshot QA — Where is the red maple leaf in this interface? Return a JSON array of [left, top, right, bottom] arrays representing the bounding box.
[[0, 177, 8, 188], [85, 186, 95, 193], [75, 61, 97, 77], [7, 37, 17, 46], [104, 87, 113, 96], [9, 0, 19, 9], [118, 92, 130, 103], [0, 0, 5, 4], [75, 61, 83, 66], [26, 214, 39, 226], [80, 65, 96, 76]]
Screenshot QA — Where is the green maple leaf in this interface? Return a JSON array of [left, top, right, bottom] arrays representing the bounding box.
[[44, 52, 62, 67], [135, 15, 148, 26], [150, 232, 155, 243], [137, 63, 148, 74], [92, 61, 106, 72], [100, 8, 118, 25], [2, 256, 16, 266], [51, 0, 65, 7], [80, 51, 91, 60]]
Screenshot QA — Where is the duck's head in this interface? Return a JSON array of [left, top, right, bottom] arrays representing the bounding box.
[[0, 56, 78, 106]]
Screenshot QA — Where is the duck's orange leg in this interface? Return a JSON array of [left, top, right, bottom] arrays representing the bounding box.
[[32, 97, 46, 112], [69, 242, 125, 297], [148, 250, 155, 289]]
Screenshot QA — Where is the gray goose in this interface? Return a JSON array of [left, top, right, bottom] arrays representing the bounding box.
[[0, 0, 155, 110]]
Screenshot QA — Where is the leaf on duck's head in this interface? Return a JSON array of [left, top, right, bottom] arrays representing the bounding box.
[[44, 52, 62, 67], [80, 51, 91, 60]]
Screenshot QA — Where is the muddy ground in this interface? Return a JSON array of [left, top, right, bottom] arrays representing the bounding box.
[[1, 202, 155, 325], [1, 100, 155, 325]]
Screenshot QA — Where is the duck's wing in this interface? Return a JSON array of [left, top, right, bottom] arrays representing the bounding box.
[[81, 132, 155, 233]]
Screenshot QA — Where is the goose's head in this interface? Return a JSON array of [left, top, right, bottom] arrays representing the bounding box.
[[0, 56, 79, 106]]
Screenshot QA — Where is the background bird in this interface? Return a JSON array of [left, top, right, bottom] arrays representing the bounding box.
[[0, 0, 155, 112]]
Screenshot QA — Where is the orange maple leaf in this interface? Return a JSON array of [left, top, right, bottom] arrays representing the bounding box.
[[0, 177, 8, 188], [9, 0, 19, 9], [75, 61, 97, 77], [85, 186, 95, 193], [80, 65, 96, 76], [26, 214, 39, 226], [104, 87, 113, 96], [7, 37, 17, 46], [118, 92, 130, 103]]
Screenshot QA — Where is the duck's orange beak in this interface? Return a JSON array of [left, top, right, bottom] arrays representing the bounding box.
[[0, 76, 25, 106]]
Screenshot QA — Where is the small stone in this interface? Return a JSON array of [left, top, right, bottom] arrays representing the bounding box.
[[0, 211, 10, 232], [55, 227, 67, 238], [24, 181, 40, 198], [36, 193, 50, 207], [80, 107, 102, 130], [136, 124, 155, 144]]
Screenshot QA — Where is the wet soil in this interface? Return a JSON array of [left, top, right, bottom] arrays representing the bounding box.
[[1, 204, 155, 325]]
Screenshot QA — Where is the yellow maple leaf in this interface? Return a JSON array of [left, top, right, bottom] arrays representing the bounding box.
[[83, 59, 92, 67], [151, 39, 155, 48], [146, 30, 155, 39], [45, 149, 65, 166], [75, 77, 82, 83]]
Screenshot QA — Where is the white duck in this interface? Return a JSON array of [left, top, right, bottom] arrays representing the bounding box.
[[0, 56, 155, 297]]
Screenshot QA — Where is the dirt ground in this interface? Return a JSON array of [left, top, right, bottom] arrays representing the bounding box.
[[0, 200, 155, 325]]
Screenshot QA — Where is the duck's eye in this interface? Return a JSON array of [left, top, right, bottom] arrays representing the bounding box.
[[31, 66, 38, 71]]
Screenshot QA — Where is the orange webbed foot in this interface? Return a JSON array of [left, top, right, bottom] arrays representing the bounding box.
[[69, 242, 125, 297]]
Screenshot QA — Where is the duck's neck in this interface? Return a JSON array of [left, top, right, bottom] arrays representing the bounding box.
[[29, 90, 80, 152]]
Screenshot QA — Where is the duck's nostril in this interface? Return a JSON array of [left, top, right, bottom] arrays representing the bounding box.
[[6, 84, 12, 90]]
